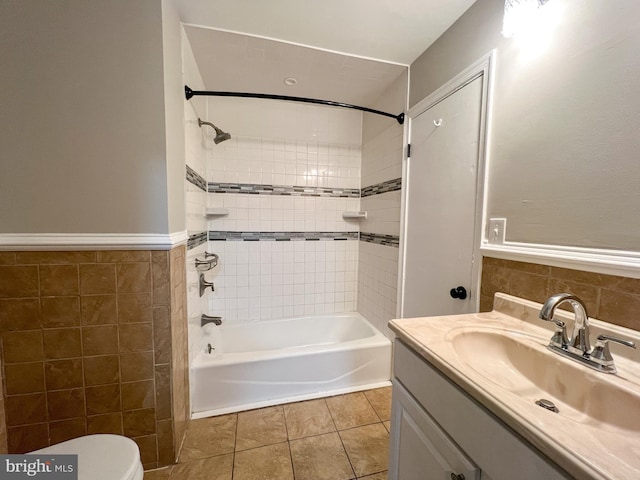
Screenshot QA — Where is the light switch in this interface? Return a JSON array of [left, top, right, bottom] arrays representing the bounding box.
[[488, 218, 506, 245]]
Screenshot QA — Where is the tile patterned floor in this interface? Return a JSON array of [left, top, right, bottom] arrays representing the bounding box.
[[144, 387, 391, 480]]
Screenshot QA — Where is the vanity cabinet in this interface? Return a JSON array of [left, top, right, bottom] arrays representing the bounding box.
[[389, 340, 570, 480]]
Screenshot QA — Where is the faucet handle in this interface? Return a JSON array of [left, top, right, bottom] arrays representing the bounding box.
[[549, 320, 569, 349], [590, 334, 636, 370], [541, 317, 569, 349]]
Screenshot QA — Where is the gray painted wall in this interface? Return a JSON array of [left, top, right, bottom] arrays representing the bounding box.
[[0, 0, 185, 235], [410, 0, 640, 251]]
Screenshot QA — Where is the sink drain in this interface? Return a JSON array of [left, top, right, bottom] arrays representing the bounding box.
[[535, 399, 559, 413]]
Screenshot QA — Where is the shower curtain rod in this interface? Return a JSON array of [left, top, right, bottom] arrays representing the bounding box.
[[184, 86, 405, 125]]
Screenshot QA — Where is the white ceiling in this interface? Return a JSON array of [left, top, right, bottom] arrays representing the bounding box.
[[174, 0, 476, 107]]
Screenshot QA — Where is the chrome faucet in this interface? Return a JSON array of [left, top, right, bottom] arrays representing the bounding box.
[[539, 293, 635, 373], [539, 293, 591, 356], [201, 314, 222, 326]]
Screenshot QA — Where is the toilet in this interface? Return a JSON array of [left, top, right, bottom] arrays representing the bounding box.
[[31, 434, 143, 480]]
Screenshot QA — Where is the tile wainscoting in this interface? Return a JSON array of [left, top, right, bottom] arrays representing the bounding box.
[[481, 256, 640, 331], [0, 247, 188, 469]]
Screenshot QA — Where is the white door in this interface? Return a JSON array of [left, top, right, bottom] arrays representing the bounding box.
[[402, 75, 485, 318]]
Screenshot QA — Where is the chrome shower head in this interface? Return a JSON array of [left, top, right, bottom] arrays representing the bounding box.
[[198, 118, 231, 144]]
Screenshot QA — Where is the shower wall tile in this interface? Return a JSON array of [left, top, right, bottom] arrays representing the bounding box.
[[0, 247, 187, 467], [209, 136, 361, 189], [361, 123, 403, 190], [206, 239, 359, 323], [357, 121, 404, 339], [357, 241, 398, 339], [208, 194, 360, 233]]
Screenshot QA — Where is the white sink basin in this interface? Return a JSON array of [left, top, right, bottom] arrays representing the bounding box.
[[449, 328, 640, 433]]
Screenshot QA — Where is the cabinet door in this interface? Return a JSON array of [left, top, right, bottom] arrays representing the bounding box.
[[390, 381, 481, 480]]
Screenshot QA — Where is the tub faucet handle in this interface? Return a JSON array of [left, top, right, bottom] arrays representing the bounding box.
[[201, 314, 222, 326], [199, 273, 214, 297]]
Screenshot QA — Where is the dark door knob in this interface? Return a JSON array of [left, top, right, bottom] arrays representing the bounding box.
[[450, 286, 467, 300], [451, 474, 465, 480]]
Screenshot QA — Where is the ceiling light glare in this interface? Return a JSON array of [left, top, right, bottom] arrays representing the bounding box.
[[283, 77, 298, 86]]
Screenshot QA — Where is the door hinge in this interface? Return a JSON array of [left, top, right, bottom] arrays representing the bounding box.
[[407, 144, 411, 157]]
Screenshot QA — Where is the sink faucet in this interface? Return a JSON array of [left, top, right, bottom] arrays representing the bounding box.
[[539, 293, 591, 356], [539, 293, 635, 373]]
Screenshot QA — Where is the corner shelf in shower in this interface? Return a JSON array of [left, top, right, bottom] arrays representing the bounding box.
[[342, 211, 367, 219], [205, 208, 229, 217]]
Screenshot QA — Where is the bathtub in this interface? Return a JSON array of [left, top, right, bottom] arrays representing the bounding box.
[[191, 312, 392, 418]]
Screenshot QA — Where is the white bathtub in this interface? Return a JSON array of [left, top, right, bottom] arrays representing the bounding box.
[[191, 312, 392, 418]]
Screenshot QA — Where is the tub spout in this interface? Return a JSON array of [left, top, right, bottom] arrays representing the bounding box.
[[201, 314, 222, 326]]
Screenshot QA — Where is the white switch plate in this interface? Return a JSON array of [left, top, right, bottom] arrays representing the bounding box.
[[488, 218, 506, 245]]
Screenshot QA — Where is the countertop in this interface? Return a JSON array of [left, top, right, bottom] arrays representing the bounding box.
[[389, 293, 640, 480]]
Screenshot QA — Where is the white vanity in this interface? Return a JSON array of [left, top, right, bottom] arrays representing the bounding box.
[[388, 293, 640, 480]]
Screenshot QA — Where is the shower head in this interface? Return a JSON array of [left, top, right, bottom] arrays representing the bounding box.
[[198, 118, 231, 144]]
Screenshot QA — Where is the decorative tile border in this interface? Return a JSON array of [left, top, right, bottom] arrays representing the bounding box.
[[361, 178, 402, 198], [208, 231, 359, 241], [360, 232, 400, 248], [186, 165, 207, 192], [187, 231, 208, 250], [208, 182, 360, 198]]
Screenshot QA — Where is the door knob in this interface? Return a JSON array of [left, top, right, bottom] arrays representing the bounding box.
[[450, 474, 465, 480], [450, 286, 467, 300]]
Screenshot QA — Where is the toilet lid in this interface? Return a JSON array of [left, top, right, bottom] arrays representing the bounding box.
[[32, 434, 143, 480]]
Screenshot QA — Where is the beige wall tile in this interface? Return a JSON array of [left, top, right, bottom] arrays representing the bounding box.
[[39, 265, 79, 296], [0, 253, 16, 265], [119, 323, 153, 353], [97, 251, 151, 263], [49, 418, 87, 445], [16, 252, 96, 265], [2, 330, 44, 363], [4, 362, 45, 395], [83, 355, 120, 386], [85, 384, 121, 415], [154, 365, 171, 420], [123, 408, 156, 437], [120, 352, 154, 382], [133, 434, 158, 467], [0, 266, 39, 298], [117, 294, 153, 323], [81, 325, 118, 356], [156, 418, 175, 467], [121, 380, 155, 411], [45, 358, 83, 390], [80, 295, 117, 325], [0, 298, 41, 331], [47, 388, 85, 421], [87, 413, 123, 435], [79, 264, 116, 295], [7, 423, 49, 453], [117, 263, 152, 294], [41, 297, 81, 328], [5, 393, 47, 426], [599, 289, 640, 330]]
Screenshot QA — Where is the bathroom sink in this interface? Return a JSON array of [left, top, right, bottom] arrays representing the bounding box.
[[449, 328, 640, 433]]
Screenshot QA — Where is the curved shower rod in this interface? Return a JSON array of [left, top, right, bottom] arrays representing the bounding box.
[[184, 85, 405, 125]]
